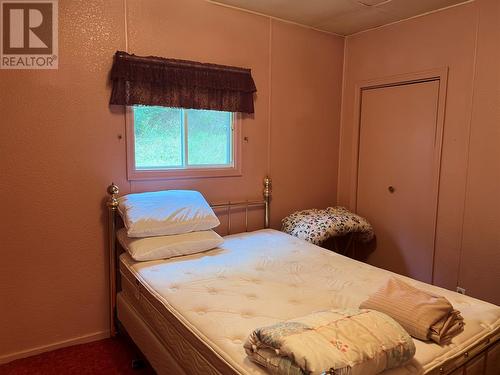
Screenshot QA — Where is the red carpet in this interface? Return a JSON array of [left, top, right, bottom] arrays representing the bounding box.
[[0, 337, 156, 374]]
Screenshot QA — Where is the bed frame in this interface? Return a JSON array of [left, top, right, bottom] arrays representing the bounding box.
[[105, 177, 499, 375], [106, 176, 272, 338]]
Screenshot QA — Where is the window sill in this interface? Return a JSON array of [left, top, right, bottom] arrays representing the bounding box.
[[127, 166, 242, 181]]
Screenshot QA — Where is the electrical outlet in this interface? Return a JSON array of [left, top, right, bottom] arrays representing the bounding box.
[[456, 286, 466, 295]]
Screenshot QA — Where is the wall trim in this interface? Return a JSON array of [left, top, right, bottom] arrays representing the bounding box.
[[456, 3, 481, 288], [266, 17, 273, 175], [336, 36, 349, 205], [0, 330, 109, 365]]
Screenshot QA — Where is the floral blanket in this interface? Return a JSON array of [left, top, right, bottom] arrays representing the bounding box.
[[281, 207, 374, 245], [244, 309, 415, 375]]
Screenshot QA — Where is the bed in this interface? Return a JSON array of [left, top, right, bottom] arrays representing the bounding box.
[[106, 180, 500, 375]]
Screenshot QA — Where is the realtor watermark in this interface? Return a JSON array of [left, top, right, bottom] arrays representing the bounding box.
[[1, 0, 58, 69]]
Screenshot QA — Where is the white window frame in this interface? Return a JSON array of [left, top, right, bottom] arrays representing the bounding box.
[[125, 107, 242, 180]]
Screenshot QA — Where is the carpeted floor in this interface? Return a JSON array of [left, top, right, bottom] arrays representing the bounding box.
[[0, 337, 156, 374]]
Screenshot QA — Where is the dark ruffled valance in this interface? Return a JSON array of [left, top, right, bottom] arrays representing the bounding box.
[[109, 51, 257, 113]]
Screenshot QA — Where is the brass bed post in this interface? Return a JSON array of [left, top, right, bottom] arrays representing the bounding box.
[[264, 176, 272, 229], [106, 183, 119, 338]]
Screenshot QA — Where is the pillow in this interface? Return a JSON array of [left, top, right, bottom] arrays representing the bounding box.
[[117, 228, 224, 261], [118, 190, 220, 237]]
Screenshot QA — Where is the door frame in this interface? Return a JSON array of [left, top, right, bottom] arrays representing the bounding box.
[[350, 67, 448, 283]]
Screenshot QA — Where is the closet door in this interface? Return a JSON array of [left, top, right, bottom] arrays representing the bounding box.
[[356, 80, 440, 283]]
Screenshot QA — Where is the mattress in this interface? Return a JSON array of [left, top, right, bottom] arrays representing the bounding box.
[[118, 229, 500, 375]]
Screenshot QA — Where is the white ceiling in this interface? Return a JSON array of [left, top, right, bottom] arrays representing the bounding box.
[[208, 0, 469, 35]]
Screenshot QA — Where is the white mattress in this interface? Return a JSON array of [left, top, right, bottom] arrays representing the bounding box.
[[119, 229, 500, 374]]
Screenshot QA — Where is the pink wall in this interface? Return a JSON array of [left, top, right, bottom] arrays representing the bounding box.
[[269, 21, 343, 228], [458, 0, 500, 305], [338, 0, 500, 304], [2, 0, 498, 364], [0, 0, 343, 362]]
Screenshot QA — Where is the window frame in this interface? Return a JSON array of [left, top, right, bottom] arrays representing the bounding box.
[[125, 106, 242, 180]]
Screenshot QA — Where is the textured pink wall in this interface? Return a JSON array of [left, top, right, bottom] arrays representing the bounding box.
[[0, 0, 343, 361], [338, 0, 499, 304], [123, 0, 344, 229], [0, 0, 127, 362], [459, 0, 500, 304], [269, 21, 344, 228], [3, 0, 497, 364]]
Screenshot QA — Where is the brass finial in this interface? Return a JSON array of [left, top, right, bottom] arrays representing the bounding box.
[[107, 183, 120, 209], [263, 176, 272, 198]]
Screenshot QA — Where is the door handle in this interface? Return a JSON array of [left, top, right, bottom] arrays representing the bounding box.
[[388, 186, 395, 193]]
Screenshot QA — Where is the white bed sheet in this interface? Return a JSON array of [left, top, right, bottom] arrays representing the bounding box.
[[119, 229, 500, 374]]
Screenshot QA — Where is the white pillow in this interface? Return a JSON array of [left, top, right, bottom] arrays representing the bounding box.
[[117, 190, 220, 237], [117, 228, 224, 261]]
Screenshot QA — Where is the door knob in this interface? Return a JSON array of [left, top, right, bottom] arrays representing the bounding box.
[[388, 186, 395, 193]]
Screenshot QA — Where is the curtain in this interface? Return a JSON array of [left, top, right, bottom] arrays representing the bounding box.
[[109, 51, 257, 114]]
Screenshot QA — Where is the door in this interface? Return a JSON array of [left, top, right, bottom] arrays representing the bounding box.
[[356, 79, 440, 283]]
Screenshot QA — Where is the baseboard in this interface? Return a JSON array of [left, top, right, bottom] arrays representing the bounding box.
[[0, 330, 110, 365]]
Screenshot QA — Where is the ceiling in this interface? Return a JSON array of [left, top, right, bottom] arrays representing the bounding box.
[[208, 0, 469, 35]]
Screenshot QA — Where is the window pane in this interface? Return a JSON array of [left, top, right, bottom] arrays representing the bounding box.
[[134, 106, 183, 169], [187, 109, 232, 166]]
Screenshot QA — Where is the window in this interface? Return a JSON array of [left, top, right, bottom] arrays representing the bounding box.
[[126, 106, 241, 180]]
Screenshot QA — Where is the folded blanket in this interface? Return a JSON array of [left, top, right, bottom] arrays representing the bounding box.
[[244, 309, 415, 375], [359, 278, 464, 345]]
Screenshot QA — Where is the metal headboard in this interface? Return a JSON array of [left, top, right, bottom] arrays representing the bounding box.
[[105, 176, 272, 337]]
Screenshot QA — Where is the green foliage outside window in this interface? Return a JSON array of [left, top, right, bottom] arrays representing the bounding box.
[[134, 106, 232, 169]]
